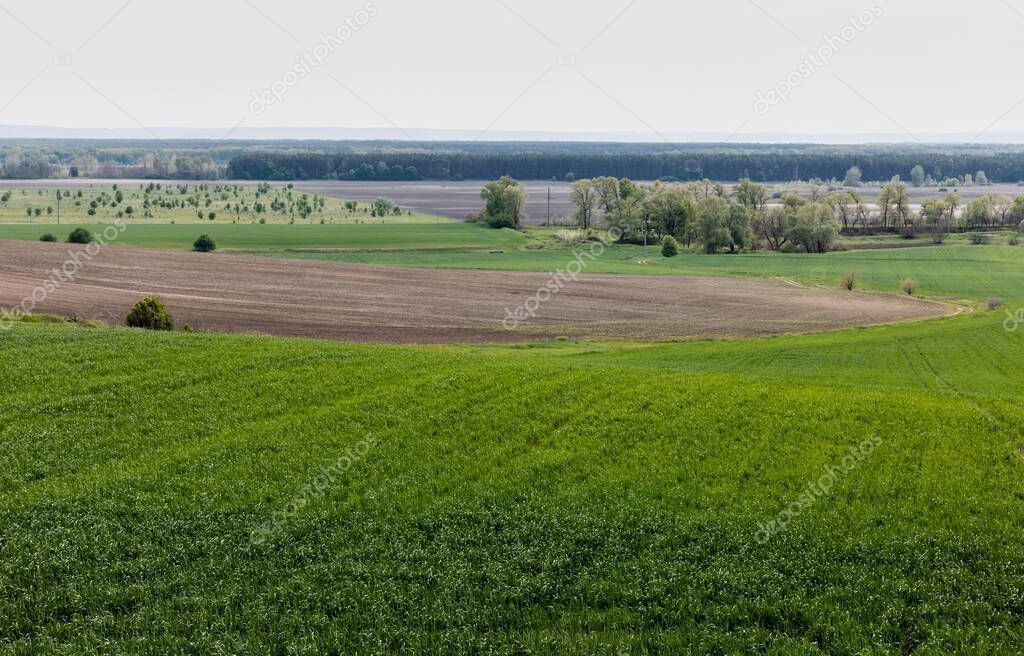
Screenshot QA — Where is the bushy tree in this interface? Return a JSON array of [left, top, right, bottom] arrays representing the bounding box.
[[605, 178, 645, 242], [67, 227, 93, 244], [878, 176, 912, 227], [371, 197, 395, 218], [125, 296, 174, 331], [479, 176, 527, 229], [910, 165, 925, 187], [643, 182, 695, 243], [569, 179, 597, 228], [695, 196, 733, 254], [843, 166, 863, 187], [725, 204, 753, 252], [733, 179, 769, 212], [661, 235, 679, 257], [193, 234, 216, 252], [786, 203, 838, 253], [752, 207, 789, 251]]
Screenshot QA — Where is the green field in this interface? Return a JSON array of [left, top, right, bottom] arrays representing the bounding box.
[[2, 306, 1024, 653], [3, 217, 1024, 652], [283, 242, 1024, 301], [0, 222, 525, 252]]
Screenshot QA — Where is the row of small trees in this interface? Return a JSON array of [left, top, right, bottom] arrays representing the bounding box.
[[844, 165, 990, 189]]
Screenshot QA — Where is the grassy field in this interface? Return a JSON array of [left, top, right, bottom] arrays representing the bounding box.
[[2, 306, 1024, 653], [0, 222, 525, 252], [0, 183, 442, 225], [282, 242, 1024, 301], [3, 218, 1024, 652]]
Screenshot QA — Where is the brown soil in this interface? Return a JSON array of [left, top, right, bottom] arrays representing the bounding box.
[[0, 240, 947, 344]]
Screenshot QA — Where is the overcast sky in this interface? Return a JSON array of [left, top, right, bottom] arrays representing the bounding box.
[[1, 0, 1022, 141]]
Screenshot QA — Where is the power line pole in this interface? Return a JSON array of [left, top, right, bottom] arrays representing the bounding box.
[[547, 187, 551, 227], [56, 189, 61, 225]]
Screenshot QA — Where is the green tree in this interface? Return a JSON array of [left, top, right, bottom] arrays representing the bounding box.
[[125, 296, 174, 331], [479, 176, 527, 229], [843, 166, 863, 187], [786, 203, 838, 253], [569, 179, 598, 229], [910, 165, 925, 187], [725, 204, 753, 252], [661, 235, 679, 257], [964, 196, 995, 228], [733, 179, 769, 212], [193, 234, 217, 252], [592, 176, 621, 218], [372, 198, 395, 218], [752, 207, 790, 251], [879, 177, 912, 227], [695, 196, 733, 254], [643, 182, 696, 243], [67, 227, 93, 244]]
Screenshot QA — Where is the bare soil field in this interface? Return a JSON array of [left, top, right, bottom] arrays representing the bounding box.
[[0, 240, 946, 343]]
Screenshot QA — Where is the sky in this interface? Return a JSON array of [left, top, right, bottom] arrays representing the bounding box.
[[0, 0, 1022, 142]]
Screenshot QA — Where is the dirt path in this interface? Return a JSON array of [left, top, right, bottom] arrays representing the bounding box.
[[0, 240, 946, 344]]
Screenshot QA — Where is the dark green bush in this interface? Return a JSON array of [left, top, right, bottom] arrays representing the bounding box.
[[193, 234, 217, 252], [39, 233, 57, 242], [67, 228, 93, 244], [661, 235, 679, 257], [125, 296, 174, 331]]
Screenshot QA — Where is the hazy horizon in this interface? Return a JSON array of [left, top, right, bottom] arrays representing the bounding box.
[[2, 1, 1022, 144]]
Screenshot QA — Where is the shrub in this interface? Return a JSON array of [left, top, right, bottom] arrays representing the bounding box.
[[900, 224, 917, 239], [39, 233, 57, 242], [193, 234, 217, 252], [969, 233, 989, 245], [840, 271, 858, 291], [67, 227, 93, 244], [661, 235, 679, 257], [901, 279, 919, 296], [988, 298, 1005, 311], [1009, 236, 1021, 246], [125, 296, 174, 331]]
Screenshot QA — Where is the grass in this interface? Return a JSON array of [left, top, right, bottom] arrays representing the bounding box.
[[3, 221, 1024, 652], [2, 309, 1024, 653], [281, 241, 1024, 301], [0, 222, 525, 252]]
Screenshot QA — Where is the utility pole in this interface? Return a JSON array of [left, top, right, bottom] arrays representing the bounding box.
[[643, 216, 649, 258], [546, 187, 551, 227], [56, 189, 61, 225]]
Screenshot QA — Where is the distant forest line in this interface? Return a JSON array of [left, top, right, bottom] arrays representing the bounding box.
[[226, 151, 1024, 183], [5, 139, 1024, 182]]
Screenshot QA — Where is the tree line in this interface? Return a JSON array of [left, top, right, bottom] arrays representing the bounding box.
[[478, 176, 1024, 254], [226, 151, 1024, 183]]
